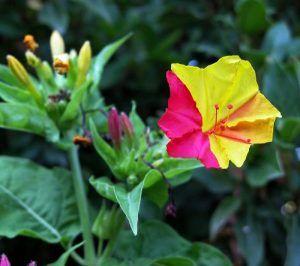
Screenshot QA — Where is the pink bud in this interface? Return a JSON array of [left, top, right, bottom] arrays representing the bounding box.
[[0, 254, 10, 266], [28, 261, 37, 266], [120, 112, 134, 140], [108, 107, 121, 149]]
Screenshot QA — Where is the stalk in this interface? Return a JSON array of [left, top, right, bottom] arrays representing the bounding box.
[[68, 145, 96, 266]]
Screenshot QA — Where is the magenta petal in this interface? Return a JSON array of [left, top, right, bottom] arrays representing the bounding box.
[[0, 254, 10, 266], [167, 130, 220, 169], [158, 71, 202, 139]]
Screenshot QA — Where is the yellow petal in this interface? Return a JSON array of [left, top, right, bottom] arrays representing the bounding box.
[[216, 135, 250, 168], [227, 92, 281, 127], [209, 135, 229, 169], [172, 56, 259, 132]]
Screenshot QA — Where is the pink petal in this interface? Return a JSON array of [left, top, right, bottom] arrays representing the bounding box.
[[167, 130, 219, 169], [0, 254, 10, 266], [158, 71, 202, 139]]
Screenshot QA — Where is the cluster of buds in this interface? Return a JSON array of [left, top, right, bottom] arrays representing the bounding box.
[[108, 107, 134, 150], [0, 254, 36, 266]]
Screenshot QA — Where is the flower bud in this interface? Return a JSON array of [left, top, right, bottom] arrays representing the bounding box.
[[76, 41, 92, 87], [0, 254, 10, 266], [25, 50, 40, 67], [50, 30, 65, 58], [53, 53, 69, 75], [27, 261, 36, 266], [108, 107, 121, 149], [120, 112, 134, 140], [40, 61, 55, 83], [7, 55, 42, 105], [23, 34, 39, 52]]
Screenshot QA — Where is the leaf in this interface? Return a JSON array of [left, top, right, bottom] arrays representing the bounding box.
[[60, 81, 91, 122], [235, 212, 264, 266], [89, 118, 116, 167], [0, 64, 23, 87], [236, 0, 268, 34], [0, 156, 79, 244], [129, 101, 145, 137], [0, 81, 36, 104], [210, 196, 241, 240], [246, 144, 284, 187], [285, 215, 300, 266], [262, 22, 291, 60], [144, 179, 169, 208], [48, 242, 83, 266], [114, 180, 144, 235], [89, 176, 117, 202], [113, 220, 232, 265], [277, 117, 300, 143], [91, 33, 132, 91], [0, 103, 59, 142], [263, 61, 300, 117]]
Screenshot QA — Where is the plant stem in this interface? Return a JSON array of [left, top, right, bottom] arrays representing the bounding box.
[[69, 145, 96, 266]]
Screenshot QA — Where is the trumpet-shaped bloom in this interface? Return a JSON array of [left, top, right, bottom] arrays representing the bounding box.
[[158, 56, 281, 169]]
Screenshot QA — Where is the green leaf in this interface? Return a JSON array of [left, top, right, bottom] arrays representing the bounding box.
[[235, 212, 264, 266], [144, 179, 169, 208], [48, 242, 83, 266], [210, 196, 241, 240], [277, 117, 300, 143], [262, 22, 291, 60], [60, 81, 91, 122], [114, 180, 144, 235], [246, 145, 284, 187], [236, 0, 268, 34], [89, 118, 116, 168], [129, 101, 145, 137], [0, 103, 59, 142], [152, 257, 195, 266], [89, 176, 117, 202], [285, 215, 300, 266], [113, 220, 232, 265], [0, 156, 79, 244], [0, 64, 23, 87], [263, 61, 300, 118], [91, 33, 132, 91], [0, 81, 36, 104]]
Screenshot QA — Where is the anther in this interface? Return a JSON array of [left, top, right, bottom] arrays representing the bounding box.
[[247, 138, 251, 143], [227, 104, 233, 110], [214, 104, 219, 110], [220, 125, 226, 131]]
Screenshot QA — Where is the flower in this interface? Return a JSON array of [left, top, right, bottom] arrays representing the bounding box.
[[23, 35, 39, 52], [108, 107, 122, 149], [158, 56, 281, 169], [0, 254, 10, 266], [53, 53, 69, 75]]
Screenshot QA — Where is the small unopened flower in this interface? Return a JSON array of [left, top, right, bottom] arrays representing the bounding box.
[[120, 112, 134, 140], [25, 50, 40, 67], [76, 41, 92, 87], [108, 107, 122, 149], [73, 135, 92, 147], [27, 261, 37, 266], [53, 53, 69, 75], [50, 31, 65, 58], [23, 34, 39, 52], [0, 254, 10, 266], [165, 202, 176, 218]]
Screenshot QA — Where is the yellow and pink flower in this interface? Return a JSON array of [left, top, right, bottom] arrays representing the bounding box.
[[158, 56, 281, 169]]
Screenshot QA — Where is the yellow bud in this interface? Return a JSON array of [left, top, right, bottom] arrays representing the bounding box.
[[7, 55, 43, 105], [25, 50, 40, 67], [53, 53, 70, 75], [50, 31, 65, 58], [76, 41, 92, 87], [7, 55, 31, 86], [23, 34, 39, 52]]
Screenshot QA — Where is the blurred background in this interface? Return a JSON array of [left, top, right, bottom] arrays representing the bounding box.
[[0, 0, 300, 265]]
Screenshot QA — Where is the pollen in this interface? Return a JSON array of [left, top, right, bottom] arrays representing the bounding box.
[[73, 135, 92, 147], [53, 53, 69, 75], [23, 35, 39, 52]]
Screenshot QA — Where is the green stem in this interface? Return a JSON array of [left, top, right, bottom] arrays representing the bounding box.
[[69, 145, 96, 266]]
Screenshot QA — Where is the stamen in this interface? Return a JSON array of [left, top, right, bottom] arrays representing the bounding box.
[[214, 104, 219, 131], [227, 104, 233, 110], [247, 138, 251, 143]]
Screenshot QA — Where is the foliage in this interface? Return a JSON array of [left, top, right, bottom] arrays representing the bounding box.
[[0, 0, 299, 265]]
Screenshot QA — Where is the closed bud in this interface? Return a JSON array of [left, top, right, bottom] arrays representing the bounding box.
[[23, 34, 39, 52], [7, 55, 31, 86], [25, 50, 40, 67], [7, 55, 42, 105], [0, 254, 10, 266], [27, 261, 36, 266], [53, 53, 69, 75], [108, 107, 121, 149], [40, 61, 54, 82], [76, 41, 92, 87], [120, 112, 134, 140], [50, 31, 65, 58], [282, 201, 297, 215]]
